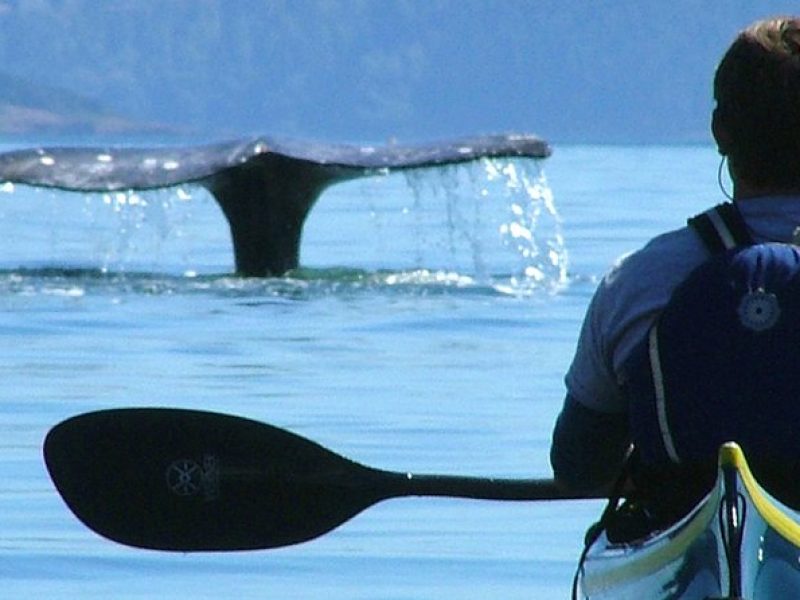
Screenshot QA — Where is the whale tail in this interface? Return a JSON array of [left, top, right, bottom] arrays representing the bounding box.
[[0, 134, 550, 276]]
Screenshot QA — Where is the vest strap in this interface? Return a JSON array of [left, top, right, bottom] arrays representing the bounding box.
[[648, 325, 680, 463], [687, 202, 753, 253]]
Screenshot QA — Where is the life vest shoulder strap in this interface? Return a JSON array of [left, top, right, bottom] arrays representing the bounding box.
[[687, 202, 753, 253]]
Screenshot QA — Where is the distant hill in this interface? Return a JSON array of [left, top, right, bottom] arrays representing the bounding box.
[[0, 1, 794, 144], [0, 71, 179, 136]]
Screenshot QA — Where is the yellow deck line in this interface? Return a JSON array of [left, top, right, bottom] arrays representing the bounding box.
[[718, 442, 800, 547]]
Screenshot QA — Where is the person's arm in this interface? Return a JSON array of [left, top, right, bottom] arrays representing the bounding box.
[[550, 394, 630, 495]]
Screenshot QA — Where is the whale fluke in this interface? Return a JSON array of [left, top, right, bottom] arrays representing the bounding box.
[[0, 134, 550, 276]]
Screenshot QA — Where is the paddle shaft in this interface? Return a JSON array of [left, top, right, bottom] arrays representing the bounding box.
[[386, 471, 602, 501]]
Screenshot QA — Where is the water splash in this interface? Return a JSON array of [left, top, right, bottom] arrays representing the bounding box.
[[88, 186, 203, 272], [490, 160, 568, 293], [399, 157, 567, 293], [0, 183, 223, 275]]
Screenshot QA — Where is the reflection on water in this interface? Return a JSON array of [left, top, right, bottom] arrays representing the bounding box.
[[0, 265, 561, 303]]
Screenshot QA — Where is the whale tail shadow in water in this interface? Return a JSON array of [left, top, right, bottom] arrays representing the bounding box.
[[0, 134, 550, 276]]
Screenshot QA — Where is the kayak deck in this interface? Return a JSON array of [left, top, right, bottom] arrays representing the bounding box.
[[577, 443, 800, 599]]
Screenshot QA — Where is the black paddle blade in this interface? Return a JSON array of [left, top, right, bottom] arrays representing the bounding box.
[[43, 408, 388, 551]]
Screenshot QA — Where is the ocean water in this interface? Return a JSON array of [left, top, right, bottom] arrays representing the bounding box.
[[0, 142, 721, 598]]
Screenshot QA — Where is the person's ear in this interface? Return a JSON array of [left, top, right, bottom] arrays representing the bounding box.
[[712, 107, 733, 156]]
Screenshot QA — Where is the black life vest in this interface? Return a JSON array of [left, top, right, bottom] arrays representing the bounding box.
[[623, 203, 800, 466]]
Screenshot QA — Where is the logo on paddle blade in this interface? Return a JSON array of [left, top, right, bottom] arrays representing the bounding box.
[[165, 455, 220, 501]]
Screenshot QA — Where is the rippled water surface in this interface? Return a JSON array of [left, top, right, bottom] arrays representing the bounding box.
[[0, 144, 719, 598]]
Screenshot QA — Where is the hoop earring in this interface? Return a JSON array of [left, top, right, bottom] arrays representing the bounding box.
[[717, 155, 733, 201]]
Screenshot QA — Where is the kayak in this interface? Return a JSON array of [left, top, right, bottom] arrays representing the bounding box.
[[576, 442, 800, 599]]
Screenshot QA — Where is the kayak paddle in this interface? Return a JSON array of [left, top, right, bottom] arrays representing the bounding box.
[[43, 408, 600, 552]]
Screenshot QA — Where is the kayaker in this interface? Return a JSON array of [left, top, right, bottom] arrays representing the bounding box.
[[550, 16, 800, 530]]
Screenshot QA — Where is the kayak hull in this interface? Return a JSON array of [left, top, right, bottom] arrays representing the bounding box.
[[577, 443, 800, 599]]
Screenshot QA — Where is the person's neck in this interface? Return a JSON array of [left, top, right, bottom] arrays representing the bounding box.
[[734, 180, 800, 201]]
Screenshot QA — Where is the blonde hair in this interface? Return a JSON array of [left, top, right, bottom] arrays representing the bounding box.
[[744, 17, 800, 56], [714, 17, 800, 188]]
